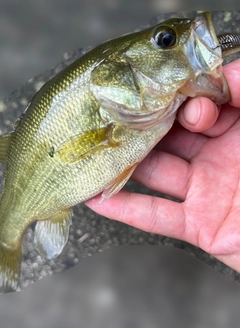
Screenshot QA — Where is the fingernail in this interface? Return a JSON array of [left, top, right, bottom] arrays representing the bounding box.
[[182, 99, 201, 125]]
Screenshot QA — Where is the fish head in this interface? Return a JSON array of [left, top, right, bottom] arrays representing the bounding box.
[[123, 11, 229, 104], [91, 12, 230, 130]]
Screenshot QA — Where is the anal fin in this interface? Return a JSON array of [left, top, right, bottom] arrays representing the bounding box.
[[0, 243, 21, 293], [34, 208, 73, 260], [0, 133, 12, 163], [101, 163, 138, 202]]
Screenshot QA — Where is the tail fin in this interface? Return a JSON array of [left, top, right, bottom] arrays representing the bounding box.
[[0, 243, 21, 293]]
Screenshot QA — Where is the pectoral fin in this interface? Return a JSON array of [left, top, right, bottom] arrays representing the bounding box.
[[0, 133, 12, 163], [56, 124, 118, 164], [34, 208, 73, 259], [101, 163, 138, 202]]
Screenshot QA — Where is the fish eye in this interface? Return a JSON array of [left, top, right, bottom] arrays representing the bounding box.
[[152, 27, 177, 48]]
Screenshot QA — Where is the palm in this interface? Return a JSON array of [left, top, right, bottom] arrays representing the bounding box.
[[177, 119, 240, 255]]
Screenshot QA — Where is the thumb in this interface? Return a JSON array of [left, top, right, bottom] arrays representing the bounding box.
[[177, 97, 219, 133]]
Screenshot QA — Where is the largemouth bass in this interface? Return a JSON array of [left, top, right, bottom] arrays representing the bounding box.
[[0, 12, 239, 292]]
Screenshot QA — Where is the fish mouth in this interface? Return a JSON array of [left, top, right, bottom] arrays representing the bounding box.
[[179, 12, 240, 104], [193, 12, 240, 59], [186, 12, 240, 72], [186, 12, 223, 74]]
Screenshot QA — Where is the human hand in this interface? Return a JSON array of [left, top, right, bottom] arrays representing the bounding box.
[[85, 59, 240, 272]]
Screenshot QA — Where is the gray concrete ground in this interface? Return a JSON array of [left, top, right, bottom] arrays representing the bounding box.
[[2, 246, 240, 328], [0, 2, 240, 327]]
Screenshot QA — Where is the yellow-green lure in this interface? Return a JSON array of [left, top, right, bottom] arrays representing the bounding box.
[[0, 12, 239, 292]]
